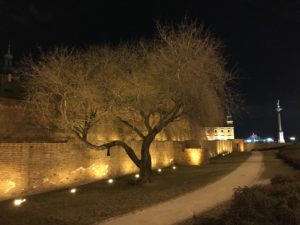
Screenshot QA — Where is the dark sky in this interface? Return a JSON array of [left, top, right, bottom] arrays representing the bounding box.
[[1, 0, 300, 139]]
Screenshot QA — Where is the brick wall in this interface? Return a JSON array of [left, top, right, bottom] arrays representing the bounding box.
[[0, 98, 242, 200], [0, 139, 239, 200]]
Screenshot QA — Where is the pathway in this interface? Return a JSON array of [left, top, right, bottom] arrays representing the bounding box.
[[95, 151, 266, 225]]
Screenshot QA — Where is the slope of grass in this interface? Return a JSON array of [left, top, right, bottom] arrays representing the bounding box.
[[193, 175, 300, 225], [0, 152, 250, 225], [189, 147, 300, 225], [278, 144, 300, 169]]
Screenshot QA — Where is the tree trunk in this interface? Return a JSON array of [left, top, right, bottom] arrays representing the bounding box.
[[139, 135, 154, 183]]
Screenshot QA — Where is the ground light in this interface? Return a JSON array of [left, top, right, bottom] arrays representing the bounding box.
[[290, 137, 296, 141], [135, 174, 140, 178], [172, 166, 177, 170], [13, 198, 26, 206], [108, 178, 114, 184], [70, 188, 77, 194], [157, 168, 162, 173]]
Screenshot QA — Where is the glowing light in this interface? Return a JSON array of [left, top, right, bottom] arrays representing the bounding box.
[[172, 166, 177, 170], [185, 148, 202, 165], [108, 179, 114, 184], [262, 137, 274, 143], [157, 168, 162, 173], [4, 180, 16, 193], [14, 198, 26, 206], [90, 164, 109, 178], [135, 174, 140, 178], [70, 188, 77, 194], [290, 137, 296, 141]]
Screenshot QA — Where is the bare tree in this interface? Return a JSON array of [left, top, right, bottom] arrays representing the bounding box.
[[23, 47, 110, 135], [24, 21, 236, 183]]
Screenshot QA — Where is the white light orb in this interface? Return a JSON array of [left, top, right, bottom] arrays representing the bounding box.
[[70, 188, 77, 194], [172, 166, 177, 170], [14, 198, 26, 206], [157, 168, 162, 173], [135, 174, 140, 178], [108, 178, 114, 184]]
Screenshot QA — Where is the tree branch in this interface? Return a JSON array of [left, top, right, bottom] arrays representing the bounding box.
[[140, 110, 152, 133], [154, 102, 183, 133], [117, 117, 145, 139], [73, 131, 141, 168]]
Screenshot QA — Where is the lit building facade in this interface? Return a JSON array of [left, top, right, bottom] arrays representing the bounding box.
[[204, 115, 235, 141]]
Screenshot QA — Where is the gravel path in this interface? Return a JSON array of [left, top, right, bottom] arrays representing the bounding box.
[[95, 151, 266, 225]]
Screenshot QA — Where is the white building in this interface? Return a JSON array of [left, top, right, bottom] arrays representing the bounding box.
[[204, 115, 234, 141]]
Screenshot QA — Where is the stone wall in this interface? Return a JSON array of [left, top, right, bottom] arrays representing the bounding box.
[[0, 98, 55, 141], [0, 141, 181, 200], [0, 98, 244, 200], [0, 139, 242, 200], [244, 143, 289, 151]]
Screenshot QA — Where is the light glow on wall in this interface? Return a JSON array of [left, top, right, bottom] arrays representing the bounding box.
[[239, 141, 245, 152], [185, 148, 203, 165], [3, 180, 16, 193], [90, 164, 109, 178]]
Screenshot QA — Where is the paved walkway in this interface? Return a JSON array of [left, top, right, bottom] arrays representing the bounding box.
[[95, 152, 266, 225]]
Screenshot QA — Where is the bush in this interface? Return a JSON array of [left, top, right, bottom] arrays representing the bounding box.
[[271, 174, 297, 185], [194, 175, 300, 225], [278, 147, 300, 169]]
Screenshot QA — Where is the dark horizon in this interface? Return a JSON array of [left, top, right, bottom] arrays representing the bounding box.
[[1, 0, 300, 139]]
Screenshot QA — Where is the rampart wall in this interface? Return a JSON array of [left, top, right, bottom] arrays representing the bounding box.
[[0, 98, 244, 200], [244, 143, 289, 151], [0, 139, 243, 200]]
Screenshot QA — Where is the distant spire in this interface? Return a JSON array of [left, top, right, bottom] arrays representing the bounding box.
[[7, 40, 11, 55], [3, 40, 13, 73], [226, 112, 233, 126]]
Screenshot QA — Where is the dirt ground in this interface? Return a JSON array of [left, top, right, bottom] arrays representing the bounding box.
[[95, 151, 269, 225], [95, 150, 299, 225]]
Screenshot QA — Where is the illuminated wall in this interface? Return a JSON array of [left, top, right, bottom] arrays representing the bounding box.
[[0, 141, 183, 200], [0, 99, 243, 200], [0, 139, 240, 201]]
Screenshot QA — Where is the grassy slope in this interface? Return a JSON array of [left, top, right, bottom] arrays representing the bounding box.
[[0, 152, 250, 225], [278, 144, 300, 169], [184, 148, 300, 225]]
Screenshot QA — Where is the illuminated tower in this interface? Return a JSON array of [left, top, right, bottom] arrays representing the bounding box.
[[226, 114, 233, 126], [275, 100, 285, 143]]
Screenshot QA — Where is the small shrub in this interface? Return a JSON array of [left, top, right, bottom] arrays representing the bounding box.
[[271, 174, 297, 185], [195, 176, 300, 225]]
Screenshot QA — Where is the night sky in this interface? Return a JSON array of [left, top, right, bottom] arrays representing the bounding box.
[[1, 0, 300, 139]]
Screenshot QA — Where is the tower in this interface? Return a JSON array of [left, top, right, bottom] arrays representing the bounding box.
[[275, 100, 285, 143], [226, 114, 233, 126], [3, 41, 13, 74]]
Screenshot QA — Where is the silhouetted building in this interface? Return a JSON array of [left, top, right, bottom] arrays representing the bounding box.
[[0, 42, 23, 98]]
